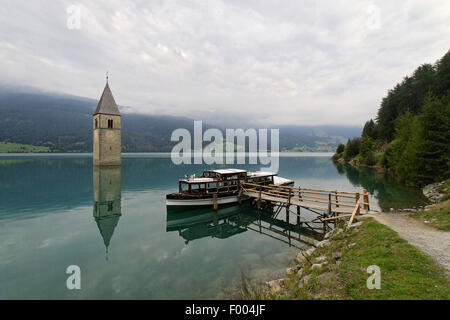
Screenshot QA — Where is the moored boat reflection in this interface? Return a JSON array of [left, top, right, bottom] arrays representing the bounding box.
[[166, 203, 322, 249]]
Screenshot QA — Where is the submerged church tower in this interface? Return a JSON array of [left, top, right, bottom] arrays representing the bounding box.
[[93, 80, 121, 166]]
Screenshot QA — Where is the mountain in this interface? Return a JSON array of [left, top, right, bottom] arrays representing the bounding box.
[[0, 86, 361, 152]]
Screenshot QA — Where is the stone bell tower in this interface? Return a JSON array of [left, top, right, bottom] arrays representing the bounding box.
[[93, 80, 121, 166]]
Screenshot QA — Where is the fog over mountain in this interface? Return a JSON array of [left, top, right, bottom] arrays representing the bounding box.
[[0, 86, 361, 152]]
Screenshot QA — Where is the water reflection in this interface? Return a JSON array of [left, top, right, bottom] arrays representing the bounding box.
[[0, 154, 431, 299], [333, 163, 428, 210], [93, 166, 122, 259], [166, 203, 322, 249]]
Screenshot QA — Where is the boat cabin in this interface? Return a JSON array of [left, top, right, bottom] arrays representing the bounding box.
[[178, 169, 276, 195], [247, 171, 276, 186]]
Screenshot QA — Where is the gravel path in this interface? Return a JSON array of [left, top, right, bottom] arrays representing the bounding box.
[[367, 212, 450, 276]]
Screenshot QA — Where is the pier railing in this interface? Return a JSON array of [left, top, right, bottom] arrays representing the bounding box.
[[240, 182, 369, 226]]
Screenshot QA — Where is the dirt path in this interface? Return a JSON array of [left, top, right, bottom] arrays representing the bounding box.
[[367, 212, 450, 276]]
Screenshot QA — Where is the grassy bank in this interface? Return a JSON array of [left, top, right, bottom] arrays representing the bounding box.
[[0, 142, 50, 153], [411, 200, 450, 231], [263, 218, 449, 300], [411, 180, 450, 231]]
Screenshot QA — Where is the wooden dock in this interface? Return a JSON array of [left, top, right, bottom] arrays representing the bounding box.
[[240, 182, 372, 230]]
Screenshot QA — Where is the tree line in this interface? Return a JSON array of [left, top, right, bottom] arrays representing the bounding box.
[[334, 49, 450, 187]]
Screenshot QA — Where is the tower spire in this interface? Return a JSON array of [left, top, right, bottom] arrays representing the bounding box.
[[106, 71, 109, 83]]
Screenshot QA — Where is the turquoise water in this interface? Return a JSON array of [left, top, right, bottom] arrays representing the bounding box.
[[0, 153, 427, 299]]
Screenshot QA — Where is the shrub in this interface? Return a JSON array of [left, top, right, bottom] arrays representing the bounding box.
[[336, 144, 345, 154], [364, 151, 377, 166], [344, 138, 361, 160]]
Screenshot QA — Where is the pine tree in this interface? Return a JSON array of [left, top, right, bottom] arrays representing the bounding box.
[[415, 94, 450, 184], [434, 50, 450, 96]]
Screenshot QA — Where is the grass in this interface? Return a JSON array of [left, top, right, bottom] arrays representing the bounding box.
[[277, 218, 450, 300], [411, 180, 450, 231], [0, 142, 50, 153], [411, 199, 450, 231], [440, 179, 450, 202]]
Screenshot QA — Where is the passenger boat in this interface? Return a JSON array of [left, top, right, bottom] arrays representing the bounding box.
[[165, 169, 294, 207]]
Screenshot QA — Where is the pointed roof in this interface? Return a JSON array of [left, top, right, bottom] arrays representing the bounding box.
[[93, 83, 121, 116], [95, 215, 121, 249]]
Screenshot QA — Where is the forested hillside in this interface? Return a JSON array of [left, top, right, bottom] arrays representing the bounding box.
[[0, 87, 361, 153], [0, 88, 200, 152], [333, 50, 450, 187]]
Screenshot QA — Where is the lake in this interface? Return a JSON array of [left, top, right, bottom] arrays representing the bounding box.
[[0, 153, 427, 299]]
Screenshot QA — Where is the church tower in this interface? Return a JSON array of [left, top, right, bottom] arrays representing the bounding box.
[[93, 80, 121, 166]]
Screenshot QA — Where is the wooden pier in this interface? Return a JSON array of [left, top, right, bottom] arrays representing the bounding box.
[[240, 182, 372, 230]]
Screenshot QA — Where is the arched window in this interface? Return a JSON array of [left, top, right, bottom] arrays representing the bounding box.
[[95, 119, 98, 129], [108, 119, 113, 128]]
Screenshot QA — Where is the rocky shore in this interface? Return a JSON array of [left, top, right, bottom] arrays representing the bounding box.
[[422, 181, 447, 204], [266, 223, 358, 295]]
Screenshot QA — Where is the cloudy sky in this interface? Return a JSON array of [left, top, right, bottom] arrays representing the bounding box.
[[0, 0, 449, 126]]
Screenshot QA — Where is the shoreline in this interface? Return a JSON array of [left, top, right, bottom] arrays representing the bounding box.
[[256, 180, 450, 300]]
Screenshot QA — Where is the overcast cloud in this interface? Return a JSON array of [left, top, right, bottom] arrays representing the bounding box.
[[0, 0, 449, 125]]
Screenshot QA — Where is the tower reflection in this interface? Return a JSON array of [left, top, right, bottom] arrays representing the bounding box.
[[93, 166, 122, 259]]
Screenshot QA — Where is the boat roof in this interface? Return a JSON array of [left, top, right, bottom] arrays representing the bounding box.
[[204, 169, 247, 175], [179, 170, 278, 184], [180, 178, 215, 184], [247, 171, 277, 177]]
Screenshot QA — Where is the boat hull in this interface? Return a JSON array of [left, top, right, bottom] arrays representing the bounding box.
[[166, 195, 245, 207], [165, 180, 294, 207]]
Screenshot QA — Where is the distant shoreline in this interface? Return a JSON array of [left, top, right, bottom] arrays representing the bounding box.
[[0, 151, 334, 156]]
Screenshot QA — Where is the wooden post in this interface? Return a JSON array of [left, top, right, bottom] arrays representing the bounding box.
[[286, 189, 291, 224], [238, 189, 243, 205], [363, 189, 369, 211], [297, 206, 300, 225], [257, 190, 261, 210], [213, 209, 218, 225], [355, 192, 360, 206], [324, 193, 331, 231], [335, 190, 339, 207], [213, 193, 218, 211], [348, 200, 361, 226], [327, 193, 332, 216]]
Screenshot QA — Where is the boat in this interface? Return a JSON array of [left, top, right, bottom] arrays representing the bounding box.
[[165, 169, 294, 207]]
